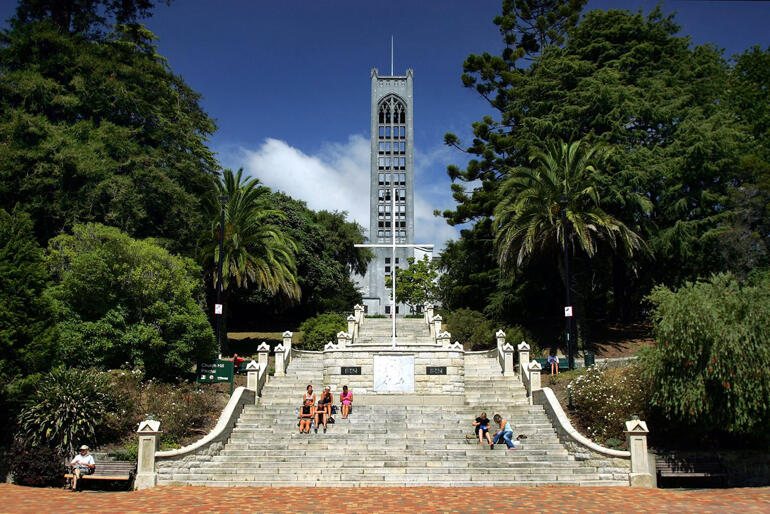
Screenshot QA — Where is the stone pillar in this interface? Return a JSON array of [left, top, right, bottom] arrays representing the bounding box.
[[437, 331, 451, 348], [258, 342, 271, 378], [354, 304, 364, 324], [347, 315, 357, 342], [517, 341, 530, 382], [134, 418, 161, 490], [274, 343, 285, 376], [424, 303, 434, 325], [336, 331, 351, 348], [527, 360, 542, 403], [432, 315, 442, 340], [625, 418, 654, 487], [246, 360, 259, 391], [502, 343, 514, 376], [282, 331, 292, 351]]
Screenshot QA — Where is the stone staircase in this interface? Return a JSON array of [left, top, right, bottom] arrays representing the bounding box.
[[156, 351, 629, 487], [356, 318, 435, 346]]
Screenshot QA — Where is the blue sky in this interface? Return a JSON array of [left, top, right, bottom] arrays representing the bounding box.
[[2, 0, 769, 248]]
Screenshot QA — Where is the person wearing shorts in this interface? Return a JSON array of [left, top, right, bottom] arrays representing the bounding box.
[[473, 412, 493, 445], [69, 445, 95, 490]]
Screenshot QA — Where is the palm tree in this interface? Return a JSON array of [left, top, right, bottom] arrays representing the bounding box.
[[205, 169, 301, 343], [493, 139, 649, 270]]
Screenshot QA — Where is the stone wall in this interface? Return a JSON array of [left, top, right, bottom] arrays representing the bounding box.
[[322, 348, 465, 396]]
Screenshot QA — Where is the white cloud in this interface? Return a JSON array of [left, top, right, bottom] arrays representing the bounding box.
[[229, 135, 460, 250]]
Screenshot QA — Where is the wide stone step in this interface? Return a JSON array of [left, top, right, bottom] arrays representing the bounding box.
[[157, 479, 630, 487]]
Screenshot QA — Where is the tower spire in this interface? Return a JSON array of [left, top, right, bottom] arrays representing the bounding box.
[[391, 35, 394, 75]]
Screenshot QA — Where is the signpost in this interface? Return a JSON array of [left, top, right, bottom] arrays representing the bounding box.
[[197, 359, 234, 394]]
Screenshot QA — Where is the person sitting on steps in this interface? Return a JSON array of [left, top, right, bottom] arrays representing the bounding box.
[[340, 385, 353, 419], [472, 412, 493, 445], [303, 384, 315, 405], [491, 414, 517, 450], [298, 398, 314, 434], [315, 396, 329, 433], [547, 350, 559, 375], [319, 386, 333, 422]]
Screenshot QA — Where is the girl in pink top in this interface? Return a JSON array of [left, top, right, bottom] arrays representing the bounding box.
[[339, 385, 353, 419]]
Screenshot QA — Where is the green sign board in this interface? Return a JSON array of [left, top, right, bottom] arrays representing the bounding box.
[[196, 359, 234, 384]]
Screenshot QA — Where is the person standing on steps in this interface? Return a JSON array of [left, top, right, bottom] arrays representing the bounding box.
[[340, 385, 353, 419], [472, 412, 493, 445], [491, 414, 518, 450]]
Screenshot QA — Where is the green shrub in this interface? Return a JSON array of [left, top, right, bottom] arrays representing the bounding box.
[[46, 223, 216, 380], [9, 439, 65, 487], [365, 314, 387, 318], [16, 367, 126, 456], [298, 313, 346, 350], [638, 272, 770, 435], [111, 442, 138, 461], [569, 365, 649, 445], [404, 314, 424, 319], [445, 308, 537, 351]]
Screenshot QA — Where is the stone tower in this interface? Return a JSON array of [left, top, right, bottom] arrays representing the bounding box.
[[357, 68, 416, 315]]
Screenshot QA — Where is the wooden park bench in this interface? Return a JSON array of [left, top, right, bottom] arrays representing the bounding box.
[[655, 453, 727, 487], [534, 357, 569, 374], [65, 461, 136, 490]]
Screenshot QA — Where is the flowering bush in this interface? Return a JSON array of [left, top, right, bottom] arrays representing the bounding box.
[[108, 369, 221, 447], [569, 365, 650, 445]]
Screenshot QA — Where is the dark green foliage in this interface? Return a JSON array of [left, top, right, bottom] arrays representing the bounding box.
[[298, 313, 346, 351], [16, 367, 125, 456], [12, 0, 170, 39], [441, 4, 767, 328], [229, 190, 370, 329], [638, 273, 770, 435], [445, 308, 536, 351], [9, 438, 65, 488], [0, 21, 217, 254], [0, 208, 57, 383], [47, 223, 216, 379]]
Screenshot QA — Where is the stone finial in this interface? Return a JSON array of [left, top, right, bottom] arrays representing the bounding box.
[[502, 343, 514, 352], [257, 342, 270, 352], [449, 341, 463, 351], [324, 341, 338, 351], [495, 329, 506, 338], [353, 304, 364, 311], [625, 419, 649, 434], [438, 331, 451, 339], [137, 419, 160, 433], [424, 303, 433, 310], [432, 314, 443, 322], [282, 330, 293, 338], [274, 343, 285, 353], [347, 315, 356, 321], [336, 331, 350, 339], [528, 360, 542, 371], [517, 341, 530, 352], [245, 360, 259, 371]]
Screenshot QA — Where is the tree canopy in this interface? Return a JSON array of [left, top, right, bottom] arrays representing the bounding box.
[[440, 5, 769, 327]]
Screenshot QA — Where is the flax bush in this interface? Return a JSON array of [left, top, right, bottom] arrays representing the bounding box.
[[569, 365, 649, 445], [16, 367, 126, 456]]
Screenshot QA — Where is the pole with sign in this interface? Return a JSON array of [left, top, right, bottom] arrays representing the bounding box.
[[560, 196, 575, 370]]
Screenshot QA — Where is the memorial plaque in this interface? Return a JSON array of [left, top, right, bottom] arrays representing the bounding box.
[[341, 366, 361, 375], [373, 355, 414, 392], [426, 366, 447, 375]]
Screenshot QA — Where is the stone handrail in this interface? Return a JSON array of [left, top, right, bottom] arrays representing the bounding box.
[[155, 386, 255, 460], [534, 387, 630, 458], [517, 341, 540, 401]]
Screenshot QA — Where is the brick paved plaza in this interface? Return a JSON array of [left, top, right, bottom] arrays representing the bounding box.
[[2, 484, 769, 513]]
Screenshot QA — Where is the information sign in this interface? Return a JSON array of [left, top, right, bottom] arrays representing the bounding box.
[[196, 359, 233, 383]]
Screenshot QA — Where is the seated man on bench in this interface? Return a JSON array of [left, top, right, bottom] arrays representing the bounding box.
[[69, 445, 95, 490]]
